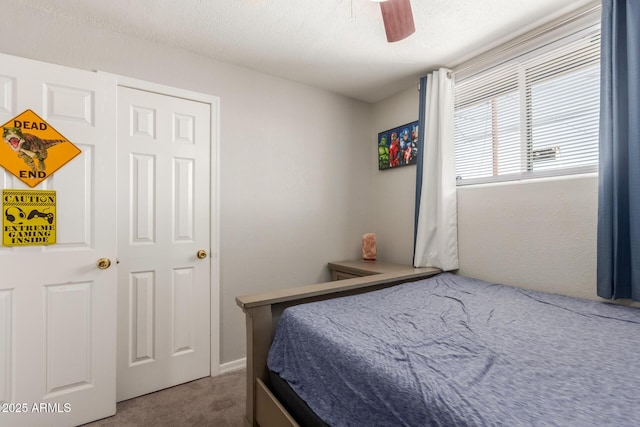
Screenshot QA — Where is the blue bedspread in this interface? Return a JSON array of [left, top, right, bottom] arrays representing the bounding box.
[[267, 273, 640, 426]]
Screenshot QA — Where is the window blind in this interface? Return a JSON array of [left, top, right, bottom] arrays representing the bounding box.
[[453, 28, 600, 185]]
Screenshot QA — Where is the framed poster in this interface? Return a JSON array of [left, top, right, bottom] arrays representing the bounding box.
[[378, 120, 419, 170]]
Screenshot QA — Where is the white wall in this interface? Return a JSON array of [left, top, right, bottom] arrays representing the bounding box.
[[0, 2, 375, 363], [372, 85, 419, 265], [372, 84, 600, 300], [457, 175, 598, 299]]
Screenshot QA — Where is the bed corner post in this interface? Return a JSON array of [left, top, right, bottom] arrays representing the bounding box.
[[243, 304, 273, 427]]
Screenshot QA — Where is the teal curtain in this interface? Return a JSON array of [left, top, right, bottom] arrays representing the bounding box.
[[597, 0, 640, 300], [413, 76, 427, 263]]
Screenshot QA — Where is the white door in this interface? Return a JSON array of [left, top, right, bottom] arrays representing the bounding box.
[[0, 54, 117, 426], [116, 86, 212, 401]]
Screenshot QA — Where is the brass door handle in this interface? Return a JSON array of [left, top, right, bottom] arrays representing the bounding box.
[[97, 258, 112, 270], [196, 250, 207, 259]]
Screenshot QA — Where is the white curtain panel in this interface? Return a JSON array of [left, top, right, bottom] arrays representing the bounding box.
[[413, 69, 459, 270]]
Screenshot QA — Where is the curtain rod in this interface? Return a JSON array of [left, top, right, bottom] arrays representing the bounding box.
[[451, 0, 601, 77]]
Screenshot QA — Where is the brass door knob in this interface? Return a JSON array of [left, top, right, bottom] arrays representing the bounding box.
[[97, 258, 112, 270], [196, 250, 207, 259]]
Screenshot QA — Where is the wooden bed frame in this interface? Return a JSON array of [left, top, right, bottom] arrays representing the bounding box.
[[235, 262, 441, 427]]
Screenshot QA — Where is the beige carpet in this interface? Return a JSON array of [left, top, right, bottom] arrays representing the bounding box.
[[82, 369, 246, 427]]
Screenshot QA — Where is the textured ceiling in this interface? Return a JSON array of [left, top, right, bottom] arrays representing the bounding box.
[[15, 0, 594, 103]]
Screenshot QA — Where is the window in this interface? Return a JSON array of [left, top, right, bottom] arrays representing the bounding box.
[[453, 28, 600, 185]]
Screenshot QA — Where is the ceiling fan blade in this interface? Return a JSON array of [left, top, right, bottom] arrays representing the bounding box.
[[379, 0, 415, 42]]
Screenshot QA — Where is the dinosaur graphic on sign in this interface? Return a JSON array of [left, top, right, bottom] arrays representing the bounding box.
[[3, 126, 65, 173]]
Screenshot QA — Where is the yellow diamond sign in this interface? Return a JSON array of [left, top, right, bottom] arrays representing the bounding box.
[[0, 109, 81, 187]]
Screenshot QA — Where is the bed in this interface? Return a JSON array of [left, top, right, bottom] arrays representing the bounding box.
[[236, 269, 640, 426]]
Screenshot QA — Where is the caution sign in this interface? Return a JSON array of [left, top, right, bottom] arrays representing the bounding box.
[[2, 189, 56, 246], [0, 110, 81, 187]]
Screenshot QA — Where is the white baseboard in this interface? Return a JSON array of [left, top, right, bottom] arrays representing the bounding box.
[[219, 357, 246, 374]]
